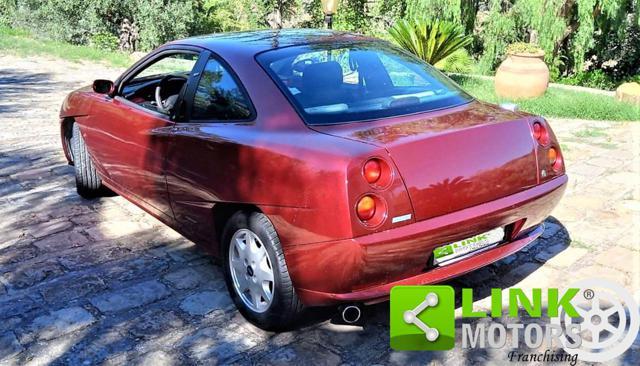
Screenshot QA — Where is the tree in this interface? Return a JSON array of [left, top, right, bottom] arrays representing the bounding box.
[[261, 0, 298, 28], [476, 0, 638, 77]]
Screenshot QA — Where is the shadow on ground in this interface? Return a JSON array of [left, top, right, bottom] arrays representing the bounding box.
[[0, 69, 62, 114]]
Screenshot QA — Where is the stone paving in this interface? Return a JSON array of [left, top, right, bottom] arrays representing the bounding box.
[[0, 54, 639, 365]]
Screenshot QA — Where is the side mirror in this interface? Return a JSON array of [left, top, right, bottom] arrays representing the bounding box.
[[92, 79, 114, 95]]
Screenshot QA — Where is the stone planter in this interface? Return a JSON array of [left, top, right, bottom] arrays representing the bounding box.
[[495, 51, 549, 99], [615, 82, 640, 105]]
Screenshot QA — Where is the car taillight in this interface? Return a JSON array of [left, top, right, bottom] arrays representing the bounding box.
[[533, 123, 542, 140], [355, 194, 388, 227], [356, 158, 394, 228], [532, 119, 563, 178], [532, 121, 550, 145], [548, 147, 557, 164], [356, 195, 376, 221], [362, 158, 393, 189], [548, 147, 563, 171], [363, 159, 381, 184]]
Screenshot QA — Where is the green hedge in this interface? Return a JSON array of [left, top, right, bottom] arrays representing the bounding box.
[[4, 0, 204, 51]]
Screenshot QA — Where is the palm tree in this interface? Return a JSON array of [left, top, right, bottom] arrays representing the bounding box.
[[388, 19, 473, 65]]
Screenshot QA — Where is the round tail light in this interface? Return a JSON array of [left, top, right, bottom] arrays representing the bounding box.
[[362, 158, 393, 189], [356, 195, 376, 221], [548, 147, 562, 171], [363, 159, 381, 184], [533, 123, 542, 140], [548, 147, 558, 165], [532, 121, 550, 145]]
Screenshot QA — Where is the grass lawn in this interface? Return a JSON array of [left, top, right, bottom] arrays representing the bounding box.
[[0, 27, 133, 68], [451, 75, 640, 121]]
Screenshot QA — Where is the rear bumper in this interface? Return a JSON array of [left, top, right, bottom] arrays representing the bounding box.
[[286, 175, 568, 306]]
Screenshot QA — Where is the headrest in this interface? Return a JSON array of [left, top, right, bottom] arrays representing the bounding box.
[[302, 61, 343, 93]]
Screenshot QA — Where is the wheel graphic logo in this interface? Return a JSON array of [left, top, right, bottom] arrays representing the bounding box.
[[551, 278, 640, 362]]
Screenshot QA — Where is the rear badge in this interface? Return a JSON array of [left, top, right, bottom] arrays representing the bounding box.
[[392, 214, 412, 224]]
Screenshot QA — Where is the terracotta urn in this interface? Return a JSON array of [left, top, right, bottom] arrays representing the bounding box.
[[495, 51, 549, 99]]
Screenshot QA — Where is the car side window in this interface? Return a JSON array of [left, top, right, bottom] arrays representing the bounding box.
[[120, 52, 199, 114], [191, 58, 253, 121], [132, 53, 198, 82]]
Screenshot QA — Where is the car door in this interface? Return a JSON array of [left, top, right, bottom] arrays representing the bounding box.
[[82, 47, 205, 220], [165, 54, 256, 246]]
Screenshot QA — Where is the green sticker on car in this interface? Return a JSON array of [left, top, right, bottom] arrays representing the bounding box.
[[433, 227, 505, 265]]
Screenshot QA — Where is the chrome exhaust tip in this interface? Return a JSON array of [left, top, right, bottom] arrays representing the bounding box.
[[340, 304, 362, 324]]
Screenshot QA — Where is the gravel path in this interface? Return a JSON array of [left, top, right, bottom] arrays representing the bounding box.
[[0, 54, 638, 365]]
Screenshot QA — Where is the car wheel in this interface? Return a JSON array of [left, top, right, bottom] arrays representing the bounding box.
[[70, 123, 102, 198], [222, 211, 303, 330]]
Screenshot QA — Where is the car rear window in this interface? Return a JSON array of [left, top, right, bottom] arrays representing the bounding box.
[[256, 41, 473, 125]]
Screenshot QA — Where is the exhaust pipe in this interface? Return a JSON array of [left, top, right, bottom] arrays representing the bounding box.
[[339, 304, 362, 324]]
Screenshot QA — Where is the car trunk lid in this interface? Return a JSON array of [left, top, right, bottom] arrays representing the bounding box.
[[311, 102, 539, 221]]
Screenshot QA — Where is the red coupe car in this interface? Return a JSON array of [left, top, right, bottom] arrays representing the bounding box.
[[59, 29, 567, 329]]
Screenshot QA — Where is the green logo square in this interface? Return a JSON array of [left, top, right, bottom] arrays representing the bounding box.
[[390, 285, 455, 351]]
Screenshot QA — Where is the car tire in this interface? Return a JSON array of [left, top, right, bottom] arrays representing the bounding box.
[[222, 211, 303, 330], [70, 123, 103, 198]]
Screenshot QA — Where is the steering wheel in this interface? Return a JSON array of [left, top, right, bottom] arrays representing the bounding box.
[[155, 74, 188, 114]]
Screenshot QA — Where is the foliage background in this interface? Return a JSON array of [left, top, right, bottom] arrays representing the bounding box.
[[1, 0, 638, 88]]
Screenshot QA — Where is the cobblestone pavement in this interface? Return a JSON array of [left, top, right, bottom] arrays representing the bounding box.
[[0, 54, 639, 365]]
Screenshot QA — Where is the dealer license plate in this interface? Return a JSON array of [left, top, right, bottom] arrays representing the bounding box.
[[433, 227, 505, 266]]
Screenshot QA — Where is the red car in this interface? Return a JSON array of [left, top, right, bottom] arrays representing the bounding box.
[[59, 29, 567, 329]]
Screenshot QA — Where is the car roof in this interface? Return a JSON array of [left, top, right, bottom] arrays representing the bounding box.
[[168, 29, 377, 58]]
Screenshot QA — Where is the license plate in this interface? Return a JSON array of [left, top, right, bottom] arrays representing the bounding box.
[[433, 227, 505, 266]]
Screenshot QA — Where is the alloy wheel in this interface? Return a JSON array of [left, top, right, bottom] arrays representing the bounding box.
[[228, 229, 275, 313]]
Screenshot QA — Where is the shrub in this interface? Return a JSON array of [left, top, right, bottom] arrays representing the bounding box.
[[203, 0, 259, 32], [12, 0, 91, 44], [0, 0, 16, 26], [334, 0, 372, 32], [589, 15, 640, 82], [506, 42, 543, 55], [388, 18, 473, 65], [434, 48, 473, 73], [555, 70, 618, 91], [556, 72, 640, 91], [135, 0, 201, 50], [8, 0, 204, 51], [90, 32, 119, 51]]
